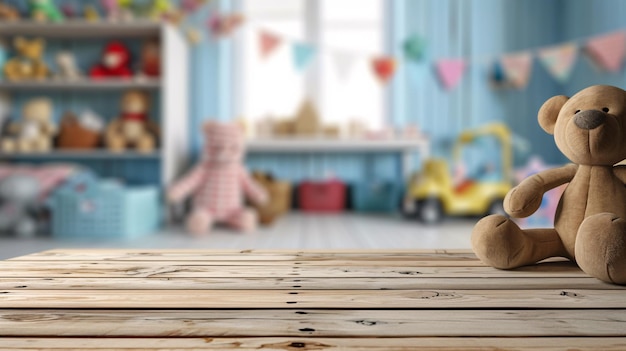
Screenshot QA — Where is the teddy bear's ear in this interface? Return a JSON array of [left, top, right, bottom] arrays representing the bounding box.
[[538, 95, 568, 135]]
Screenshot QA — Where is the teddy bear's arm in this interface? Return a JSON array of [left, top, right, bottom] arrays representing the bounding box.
[[613, 165, 626, 185], [167, 165, 204, 203], [504, 163, 577, 218], [240, 168, 268, 206]]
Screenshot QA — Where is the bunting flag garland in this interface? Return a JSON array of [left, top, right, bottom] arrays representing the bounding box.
[[371, 57, 397, 84], [208, 13, 245, 38], [332, 52, 357, 80], [537, 43, 578, 83], [259, 31, 282, 60], [292, 43, 316, 71], [500, 52, 533, 89], [585, 31, 626, 72], [435, 59, 466, 91]]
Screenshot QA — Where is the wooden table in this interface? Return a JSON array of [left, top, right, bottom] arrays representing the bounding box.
[[0, 249, 625, 350]]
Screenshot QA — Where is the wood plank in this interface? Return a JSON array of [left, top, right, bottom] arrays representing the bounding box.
[[0, 276, 618, 290], [0, 289, 623, 309], [2, 259, 489, 267], [10, 250, 481, 261], [2, 337, 626, 350], [0, 261, 584, 278], [1, 309, 624, 337]]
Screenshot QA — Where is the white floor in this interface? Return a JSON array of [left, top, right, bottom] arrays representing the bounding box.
[[0, 213, 475, 259]]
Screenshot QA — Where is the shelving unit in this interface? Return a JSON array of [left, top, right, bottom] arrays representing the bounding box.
[[0, 21, 189, 186], [247, 137, 430, 178]]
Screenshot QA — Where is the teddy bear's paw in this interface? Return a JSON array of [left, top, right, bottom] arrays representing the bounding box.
[[227, 209, 258, 233], [471, 215, 529, 269], [186, 210, 214, 237], [576, 213, 626, 285]]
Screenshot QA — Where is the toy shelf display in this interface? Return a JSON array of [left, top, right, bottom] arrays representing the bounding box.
[[0, 21, 189, 187]]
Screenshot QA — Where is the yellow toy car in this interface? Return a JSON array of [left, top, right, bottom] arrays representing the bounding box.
[[403, 123, 513, 224]]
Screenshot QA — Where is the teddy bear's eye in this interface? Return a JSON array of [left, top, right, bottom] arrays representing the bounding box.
[[575, 110, 581, 114], [602, 107, 609, 113]]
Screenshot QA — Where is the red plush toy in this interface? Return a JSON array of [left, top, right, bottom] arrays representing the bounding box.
[[90, 41, 133, 79]]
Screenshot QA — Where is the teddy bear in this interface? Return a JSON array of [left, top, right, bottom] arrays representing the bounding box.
[[105, 90, 159, 153], [54, 51, 82, 81], [471, 85, 626, 285], [3, 37, 49, 81], [167, 121, 268, 236], [90, 41, 133, 79], [1, 98, 56, 153]]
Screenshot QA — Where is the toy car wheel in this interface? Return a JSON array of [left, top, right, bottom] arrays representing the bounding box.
[[488, 199, 507, 217], [401, 198, 418, 219], [417, 199, 443, 224]]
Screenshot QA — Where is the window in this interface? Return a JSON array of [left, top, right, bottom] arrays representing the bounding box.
[[236, 0, 387, 133]]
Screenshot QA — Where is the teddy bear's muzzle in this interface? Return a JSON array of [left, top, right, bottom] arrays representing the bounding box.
[[574, 110, 606, 130]]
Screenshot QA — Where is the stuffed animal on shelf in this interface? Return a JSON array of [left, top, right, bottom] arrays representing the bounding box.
[[29, 0, 64, 22], [168, 121, 268, 236], [105, 90, 159, 153], [58, 110, 104, 149], [90, 41, 133, 79], [471, 85, 626, 285], [3, 37, 49, 81], [84, 4, 100, 22], [101, 0, 133, 22], [0, 98, 57, 153], [0, 174, 41, 237], [140, 40, 160, 77], [54, 51, 82, 81], [0, 1, 20, 21], [0, 92, 10, 138]]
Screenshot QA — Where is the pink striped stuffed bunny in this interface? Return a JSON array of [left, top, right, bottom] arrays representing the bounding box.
[[168, 121, 268, 235]]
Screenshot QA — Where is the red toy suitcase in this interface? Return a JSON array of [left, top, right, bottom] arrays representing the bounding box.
[[298, 180, 346, 212]]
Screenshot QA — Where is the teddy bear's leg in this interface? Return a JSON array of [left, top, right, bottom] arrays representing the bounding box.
[[575, 213, 626, 285], [185, 208, 214, 237], [471, 215, 567, 269], [1, 139, 17, 153], [225, 208, 258, 233], [33, 137, 51, 152], [17, 139, 34, 153], [136, 134, 155, 153], [107, 135, 127, 153]]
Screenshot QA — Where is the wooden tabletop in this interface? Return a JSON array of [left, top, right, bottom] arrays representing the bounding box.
[[0, 249, 625, 350]]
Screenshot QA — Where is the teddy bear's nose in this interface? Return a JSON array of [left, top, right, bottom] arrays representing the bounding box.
[[574, 110, 606, 130]]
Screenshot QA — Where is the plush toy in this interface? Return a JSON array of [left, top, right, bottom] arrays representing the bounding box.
[[84, 4, 100, 22], [140, 40, 160, 77], [0, 92, 10, 137], [0, 1, 20, 21], [90, 41, 133, 79], [101, 0, 133, 22], [3, 37, 49, 81], [471, 85, 626, 285], [30, 0, 64, 22], [168, 121, 268, 236], [54, 51, 82, 81], [105, 90, 159, 153], [0, 98, 56, 153], [58, 110, 103, 149], [0, 175, 41, 237]]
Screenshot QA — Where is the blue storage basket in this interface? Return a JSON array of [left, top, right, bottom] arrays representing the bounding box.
[[352, 181, 400, 213], [51, 175, 160, 239]]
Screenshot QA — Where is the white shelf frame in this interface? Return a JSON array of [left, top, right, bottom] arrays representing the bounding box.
[[246, 138, 430, 178]]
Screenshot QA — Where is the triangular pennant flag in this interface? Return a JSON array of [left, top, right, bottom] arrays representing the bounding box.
[[332, 52, 356, 79], [538, 43, 578, 83], [500, 52, 533, 89], [585, 31, 626, 72], [403, 34, 427, 62], [292, 43, 316, 71], [208, 13, 245, 38], [259, 30, 281, 59], [371, 57, 397, 84], [435, 58, 466, 91]]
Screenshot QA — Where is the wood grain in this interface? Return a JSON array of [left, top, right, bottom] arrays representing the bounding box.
[[1, 309, 625, 337], [2, 337, 626, 350], [0, 276, 618, 290], [0, 289, 623, 309], [0, 260, 583, 278]]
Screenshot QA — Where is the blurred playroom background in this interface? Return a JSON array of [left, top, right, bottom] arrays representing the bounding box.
[[0, 0, 624, 257]]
